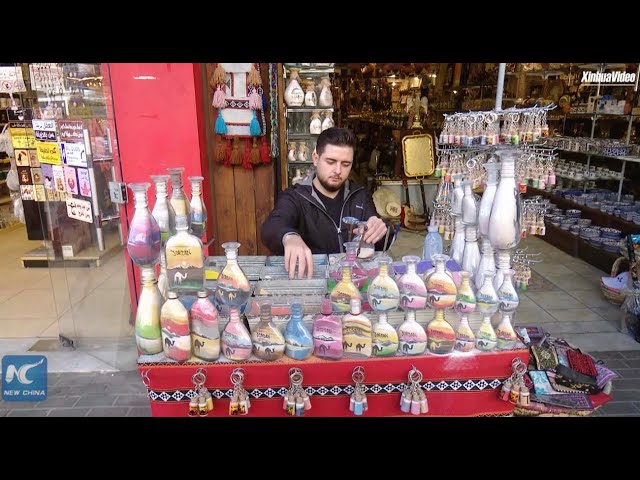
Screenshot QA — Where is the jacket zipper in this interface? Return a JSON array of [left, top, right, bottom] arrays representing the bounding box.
[[296, 187, 364, 252]]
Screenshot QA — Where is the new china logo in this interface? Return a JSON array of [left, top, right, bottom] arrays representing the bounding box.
[[2, 355, 48, 401], [581, 70, 636, 86]]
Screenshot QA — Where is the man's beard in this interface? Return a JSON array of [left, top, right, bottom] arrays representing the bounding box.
[[317, 174, 345, 193]]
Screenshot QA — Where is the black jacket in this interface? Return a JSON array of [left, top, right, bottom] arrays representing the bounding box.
[[261, 175, 387, 255]]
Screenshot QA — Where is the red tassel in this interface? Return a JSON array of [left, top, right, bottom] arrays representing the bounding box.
[[242, 137, 252, 169], [260, 136, 270, 164], [224, 138, 232, 166]]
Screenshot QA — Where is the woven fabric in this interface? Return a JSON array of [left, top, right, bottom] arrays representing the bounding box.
[[531, 344, 559, 370]]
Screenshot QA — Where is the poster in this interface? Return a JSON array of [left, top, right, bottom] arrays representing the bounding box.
[[64, 166, 78, 195], [77, 168, 92, 197], [41, 164, 53, 190], [52, 165, 65, 192], [61, 142, 87, 167], [34, 184, 46, 202], [15, 149, 30, 166], [35, 141, 62, 165], [0, 66, 27, 93], [17, 166, 32, 185], [31, 167, 43, 185], [20, 184, 34, 201], [66, 197, 93, 223], [28, 150, 40, 167]]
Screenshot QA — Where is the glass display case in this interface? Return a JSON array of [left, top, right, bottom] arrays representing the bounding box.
[[280, 63, 335, 189]]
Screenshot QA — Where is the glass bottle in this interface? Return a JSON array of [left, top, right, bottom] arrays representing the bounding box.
[[288, 142, 298, 162], [166, 216, 204, 295], [475, 314, 498, 352], [451, 174, 464, 216], [372, 312, 399, 357], [478, 161, 499, 237], [342, 298, 372, 358], [474, 238, 496, 290], [425, 254, 457, 309], [157, 250, 169, 300], [135, 265, 163, 356], [252, 302, 285, 361], [190, 290, 220, 361], [488, 150, 522, 251], [354, 221, 375, 259], [150, 174, 176, 245], [330, 263, 362, 313], [461, 225, 480, 284], [160, 291, 191, 362], [221, 307, 253, 361], [461, 180, 478, 225], [496, 311, 518, 350], [127, 182, 161, 266], [321, 111, 334, 131], [454, 271, 476, 314], [304, 80, 317, 107], [423, 225, 443, 262], [398, 255, 428, 310], [367, 256, 400, 312], [476, 271, 499, 315], [215, 241, 251, 309], [284, 67, 304, 106], [310, 112, 322, 134], [497, 269, 519, 313], [454, 314, 476, 352], [493, 250, 511, 292], [188, 175, 207, 239], [284, 301, 313, 360], [397, 309, 427, 356], [427, 308, 455, 355], [167, 167, 191, 227], [318, 76, 333, 107], [450, 216, 466, 265], [312, 298, 343, 360]]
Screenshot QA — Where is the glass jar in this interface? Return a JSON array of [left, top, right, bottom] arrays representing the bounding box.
[[127, 182, 161, 266]]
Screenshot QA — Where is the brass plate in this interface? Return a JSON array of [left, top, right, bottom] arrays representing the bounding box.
[[401, 133, 435, 177]]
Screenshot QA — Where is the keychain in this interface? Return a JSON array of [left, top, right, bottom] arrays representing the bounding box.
[[400, 366, 428, 415], [283, 368, 311, 416], [189, 369, 214, 417], [229, 368, 251, 416], [499, 358, 529, 407], [349, 366, 368, 416]]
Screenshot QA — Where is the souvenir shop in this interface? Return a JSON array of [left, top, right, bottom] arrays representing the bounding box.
[[2, 62, 635, 415]]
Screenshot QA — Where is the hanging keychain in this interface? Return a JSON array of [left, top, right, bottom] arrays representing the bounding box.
[[283, 368, 311, 417], [349, 366, 368, 416], [189, 369, 214, 417], [499, 358, 527, 403], [229, 368, 251, 416], [400, 366, 428, 415]]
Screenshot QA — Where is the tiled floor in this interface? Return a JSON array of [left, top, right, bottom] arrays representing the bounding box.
[[1, 225, 640, 416]]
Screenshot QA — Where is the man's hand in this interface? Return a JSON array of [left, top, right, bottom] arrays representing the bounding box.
[[283, 234, 314, 279], [361, 216, 388, 245]]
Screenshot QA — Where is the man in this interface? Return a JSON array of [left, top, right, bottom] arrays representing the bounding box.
[[261, 127, 389, 279]]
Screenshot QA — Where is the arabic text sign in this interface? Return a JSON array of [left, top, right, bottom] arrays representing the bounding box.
[[59, 121, 85, 143], [35, 141, 62, 165], [60, 142, 87, 167], [66, 197, 93, 223]]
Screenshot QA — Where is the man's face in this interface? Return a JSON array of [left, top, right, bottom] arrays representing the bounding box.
[[312, 144, 354, 192]]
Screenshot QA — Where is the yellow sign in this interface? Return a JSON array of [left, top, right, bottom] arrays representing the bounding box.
[[10, 128, 36, 149], [35, 141, 62, 165]]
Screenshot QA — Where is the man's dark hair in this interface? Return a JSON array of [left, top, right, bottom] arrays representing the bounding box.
[[315, 127, 356, 157]]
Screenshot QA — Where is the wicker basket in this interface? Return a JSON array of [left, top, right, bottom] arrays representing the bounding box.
[[600, 257, 629, 305]]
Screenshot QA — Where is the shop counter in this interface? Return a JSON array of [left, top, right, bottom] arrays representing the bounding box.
[[138, 349, 529, 417]]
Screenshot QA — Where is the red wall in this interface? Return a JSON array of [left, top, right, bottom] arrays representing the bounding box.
[[106, 63, 210, 314]]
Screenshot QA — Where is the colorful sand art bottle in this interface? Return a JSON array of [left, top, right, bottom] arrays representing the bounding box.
[[252, 302, 285, 361], [342, 298, 372, 358], [160, 291, 192, 362], [454, 314, 476, 352], [165, 215, 204, 295], [367, 256, 400, 313], [426, 308, 455, 355], [135, 265, 163, 355], [397, 310, 427, 356], [215, 242, 251, 309], [188, 175, 207, 239], [398, 255, 428, 310], [495, 311, 518, 350], [425, 254, 457, 309], [372, 312, 399, 357], [127, 182, 161, 266], [167, 167, 191, 227], [190, 290, 220, 361], [312, 298, 343, 360], [475, 314, 498, 352], [454, 271, 477, 314], [221, 307, 253, 361], [330, 263, 361, 313], [284, 301, 313, 360]]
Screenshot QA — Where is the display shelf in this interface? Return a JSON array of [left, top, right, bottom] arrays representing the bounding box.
[[138, 348, 529, 417], [557, 148, 640, 164], [287, 132, 320, 140], [577, 237, 620, 274], [286, 106, 334, 113], [287, 160, 314, 166], [283, 65, 335, 75]]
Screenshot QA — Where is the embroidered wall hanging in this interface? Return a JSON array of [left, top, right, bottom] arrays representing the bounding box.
[[211, 63, 270, 169]]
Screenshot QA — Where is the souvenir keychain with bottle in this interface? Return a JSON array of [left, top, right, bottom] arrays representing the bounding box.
[[349, 366, 368, 416], [283, 368, 312, 416], [400, 367, 428, 415], [188, 369, 214, 417], [498, 358, 529, 408], [228, 368, 251, 416]]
